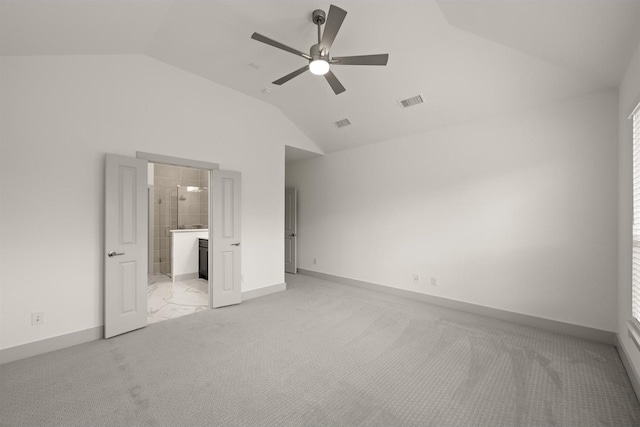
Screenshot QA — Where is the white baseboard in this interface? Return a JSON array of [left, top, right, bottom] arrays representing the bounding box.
[[242, 282, 287, 301], [173, 272, 199, 282], [5, 272, 610, 365], [616, 333, 640, 401], [0, 326, 103, 365], [298, 269, 616, 345], [1, 282, 288, 364]]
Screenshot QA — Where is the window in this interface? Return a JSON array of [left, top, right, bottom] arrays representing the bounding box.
[[633, 101, 640, 323]]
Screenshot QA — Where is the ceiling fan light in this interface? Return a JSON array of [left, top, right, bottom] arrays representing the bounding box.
[[309, 59, 330, 75]]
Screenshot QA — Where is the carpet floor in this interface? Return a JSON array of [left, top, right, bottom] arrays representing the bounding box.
[[1, 273, 640, 427]]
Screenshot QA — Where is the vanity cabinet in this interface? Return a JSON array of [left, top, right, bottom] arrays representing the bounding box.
[[198, 238, 208, 280]]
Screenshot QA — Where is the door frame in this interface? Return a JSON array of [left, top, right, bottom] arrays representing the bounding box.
[[136, 151, 219, 308], [147, 185, 155, 275]]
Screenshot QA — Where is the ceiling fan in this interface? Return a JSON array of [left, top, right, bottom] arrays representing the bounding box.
[[250, 4, 389, 95]]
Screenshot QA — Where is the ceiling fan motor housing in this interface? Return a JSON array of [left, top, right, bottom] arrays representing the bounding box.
[[312, 9, 326, 25], [310, 44, 328, 61]]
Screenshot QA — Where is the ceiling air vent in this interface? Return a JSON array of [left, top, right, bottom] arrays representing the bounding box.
[[398, 94, 424, 109], [334, 118, 352, 128]]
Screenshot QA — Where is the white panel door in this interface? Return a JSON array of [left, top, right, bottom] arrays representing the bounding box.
[[104, 154, 148, 338], [284, 187, 297, 274], [211, 170, 241, 308]]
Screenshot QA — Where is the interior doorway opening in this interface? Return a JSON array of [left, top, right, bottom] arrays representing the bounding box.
[[105, 152, 241, 338], [147, 162, 210, 324]]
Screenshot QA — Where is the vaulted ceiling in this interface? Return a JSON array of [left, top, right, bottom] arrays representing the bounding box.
[[2, 0, 640, 156]]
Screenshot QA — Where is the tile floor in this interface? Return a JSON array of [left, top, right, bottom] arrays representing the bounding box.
[[147, 274, 209, 324]]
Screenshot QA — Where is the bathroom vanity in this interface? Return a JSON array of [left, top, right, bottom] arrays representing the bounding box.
[[170, 229, 208, 281], [198, 238, 208, 280]]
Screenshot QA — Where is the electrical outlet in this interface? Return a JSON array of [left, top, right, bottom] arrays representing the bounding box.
[[31, 312, 44, 326], [431, 277, 437, 286], [413, 274, 420, 283], [313, 258, 317, 265]]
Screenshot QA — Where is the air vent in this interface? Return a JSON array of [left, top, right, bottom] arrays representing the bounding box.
[[398, 94, 424, 109], [334, 118, 352, 128]]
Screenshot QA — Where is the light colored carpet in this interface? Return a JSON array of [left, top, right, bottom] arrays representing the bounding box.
[[1, 273, 639, 427]]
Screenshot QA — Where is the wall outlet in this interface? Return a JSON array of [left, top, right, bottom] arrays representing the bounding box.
[[313, 258, 317, 265], [31, 312, 44, 326], [431, 277, 437, 286], [413, 274, 420, 283]]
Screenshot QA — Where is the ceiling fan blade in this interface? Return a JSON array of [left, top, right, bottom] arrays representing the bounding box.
[[251, 33, 311, 60], [320, 5, 347, 51], [273, 65, 310, 85], [331, 54, 389, 66], [324, 70, 346, 95]]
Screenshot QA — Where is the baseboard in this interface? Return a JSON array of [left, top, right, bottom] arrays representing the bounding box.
[[242, 282, 287, 302], [173, 272, 199, 282], [616, 333, 640, 401], [2, 283, 288, 364], [0, 326, 103, 365], [299, 269, 616, 345], [4, 273, 610, 364]]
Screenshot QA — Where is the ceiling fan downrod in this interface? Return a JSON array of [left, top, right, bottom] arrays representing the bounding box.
[[312, 9, 326, 45]]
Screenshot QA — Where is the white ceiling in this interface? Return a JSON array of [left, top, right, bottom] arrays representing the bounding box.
[[2, 0, 640, 156]]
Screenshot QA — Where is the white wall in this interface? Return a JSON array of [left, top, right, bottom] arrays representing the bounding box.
[[172, 230, 208, 278], [618, 41, 640, 379], [0, 55, 321, 350], [148, 163, 154, 185], [287, 90, 618, 332]]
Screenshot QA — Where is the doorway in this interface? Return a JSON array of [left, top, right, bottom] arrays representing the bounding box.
[[104, 152, 242, 338], [147, 162, 210, 324], [284, 187, 297, 274]]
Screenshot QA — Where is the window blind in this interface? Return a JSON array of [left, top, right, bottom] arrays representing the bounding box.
[[632, 102, 640, 323]]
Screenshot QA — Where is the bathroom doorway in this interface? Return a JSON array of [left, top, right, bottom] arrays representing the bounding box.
[[105, 151, 241, 338], [147, 162, 210, 324]]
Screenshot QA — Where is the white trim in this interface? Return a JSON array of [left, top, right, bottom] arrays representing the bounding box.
[[0, 327, 103, 365], [208, 169, 214, 309], [0, 281, 287, 363], [173, 273, 199, 282], [299, 269, 616, 345], [148, 185, 155, 275], [632, 104, 640, 323], [627, 320, 640, 351], [137, 152, 216, 310], [241, 282, 287, 302], [136, 151, 219, 171], [629, 99, 640, 120], [616, 332, 640, 402]]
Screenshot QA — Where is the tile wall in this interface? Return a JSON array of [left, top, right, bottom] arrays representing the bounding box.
[[152, 164, 209, 275]]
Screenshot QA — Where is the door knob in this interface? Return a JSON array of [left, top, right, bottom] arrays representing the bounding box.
[[108, 251, 125, 257], [288, 233, 297, 237], [231, 242, 241, 246]]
